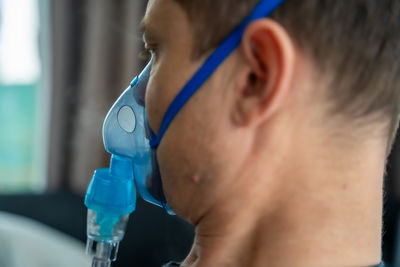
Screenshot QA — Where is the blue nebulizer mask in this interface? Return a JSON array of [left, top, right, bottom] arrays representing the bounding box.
[[84, 0, 284, 266], [84, 61, 172, 267]]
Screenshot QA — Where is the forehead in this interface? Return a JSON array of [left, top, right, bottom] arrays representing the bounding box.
[[141, 0, 189, 39]]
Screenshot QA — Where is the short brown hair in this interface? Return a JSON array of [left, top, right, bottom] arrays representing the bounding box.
[[173, 0, 400, 143]]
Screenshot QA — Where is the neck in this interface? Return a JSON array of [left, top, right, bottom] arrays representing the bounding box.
[[182, 134, 385, 267]]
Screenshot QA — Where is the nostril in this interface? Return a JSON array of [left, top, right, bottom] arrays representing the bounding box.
[[118, 105, 136, 133]]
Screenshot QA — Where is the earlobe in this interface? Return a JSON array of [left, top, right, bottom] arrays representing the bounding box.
[[232, 18, 295, 127]]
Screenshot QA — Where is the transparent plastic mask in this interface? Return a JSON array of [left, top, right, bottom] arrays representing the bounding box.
[[102, 59, 173, 213]]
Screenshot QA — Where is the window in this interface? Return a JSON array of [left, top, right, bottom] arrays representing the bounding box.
[[0, 0, 47, 192]]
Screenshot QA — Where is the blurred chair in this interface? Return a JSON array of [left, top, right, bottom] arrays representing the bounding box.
[[0, 211, 91, 267], [0, 191, 194, 267]]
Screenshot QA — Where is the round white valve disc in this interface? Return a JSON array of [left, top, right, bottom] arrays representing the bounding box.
[[118, 106, 136, 133]]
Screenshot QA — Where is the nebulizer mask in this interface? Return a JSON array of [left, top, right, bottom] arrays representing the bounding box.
[[84, 60, 173, 267], [84, 0, 284, 266]]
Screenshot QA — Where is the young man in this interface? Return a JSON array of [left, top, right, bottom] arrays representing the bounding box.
[[140, 0, 400, 266]]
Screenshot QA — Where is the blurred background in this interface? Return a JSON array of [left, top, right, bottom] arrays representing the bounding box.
[[0, 0, 194, 266], [0, 0, 398, 266]]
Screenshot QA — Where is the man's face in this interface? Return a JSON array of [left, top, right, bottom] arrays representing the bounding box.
[[142, 0, 243, 221]]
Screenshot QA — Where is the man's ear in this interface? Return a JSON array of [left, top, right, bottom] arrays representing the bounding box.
[[232, 18, 295, 126]]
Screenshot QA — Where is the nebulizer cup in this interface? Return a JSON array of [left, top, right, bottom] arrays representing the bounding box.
[[85, 155, 136, 267]]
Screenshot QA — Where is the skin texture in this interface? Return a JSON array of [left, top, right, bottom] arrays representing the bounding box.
[[141, 0, 385, 266]]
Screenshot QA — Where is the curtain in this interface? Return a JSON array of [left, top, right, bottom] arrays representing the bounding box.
[[48, 0, 147, 194]]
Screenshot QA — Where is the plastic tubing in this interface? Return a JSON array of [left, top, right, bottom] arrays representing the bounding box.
[[88, 241, 118, 267]]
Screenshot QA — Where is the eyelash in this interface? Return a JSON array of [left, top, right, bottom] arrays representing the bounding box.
[[139, 42, 158, 61], [138, 48, 153, 61]]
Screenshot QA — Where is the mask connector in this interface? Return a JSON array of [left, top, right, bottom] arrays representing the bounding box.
[[86, 239, 119, 267]]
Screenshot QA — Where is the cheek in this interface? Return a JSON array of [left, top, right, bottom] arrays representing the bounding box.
[[145, 56, 193, 134], [145, 77, 164, 133], [145, 63, 176, 133], [156, 81, 232, 214]]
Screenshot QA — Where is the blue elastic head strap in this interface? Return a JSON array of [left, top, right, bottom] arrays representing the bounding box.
[[149, 0, 285, 148]]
